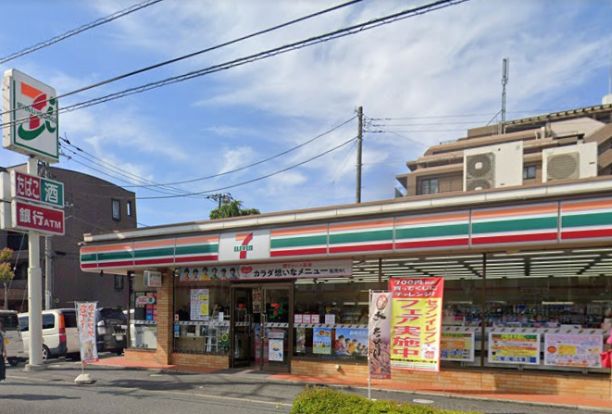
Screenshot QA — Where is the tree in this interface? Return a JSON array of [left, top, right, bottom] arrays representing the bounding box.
[[0, 248, 15, 310], [209, 200, 260, 220]]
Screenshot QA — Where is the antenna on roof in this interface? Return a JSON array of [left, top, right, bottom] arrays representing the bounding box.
[[499, 57, 509, 134]]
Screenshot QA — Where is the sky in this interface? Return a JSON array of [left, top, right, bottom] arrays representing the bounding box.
[[1, 0, 611, 228]]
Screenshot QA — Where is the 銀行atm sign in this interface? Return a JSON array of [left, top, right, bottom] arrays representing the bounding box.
[[12, 200, 64, 235], [11, 171, 64, 208]]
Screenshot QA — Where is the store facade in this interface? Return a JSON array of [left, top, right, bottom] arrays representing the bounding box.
[[80, 178, 612, 400]]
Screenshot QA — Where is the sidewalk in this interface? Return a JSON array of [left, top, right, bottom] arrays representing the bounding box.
[[93, 357, 612, 412]]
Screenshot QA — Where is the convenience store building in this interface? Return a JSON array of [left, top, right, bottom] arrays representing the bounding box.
[[79, 176, 612, 401]]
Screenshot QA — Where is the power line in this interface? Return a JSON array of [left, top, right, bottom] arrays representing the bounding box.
[[0, 0, 363, 120], [0, 0, 165, 65], [0, 0, 469, 130], [137, 135, 359, 200], [119, 115, 356, 188], [59, 136, 194, 195], [59, 147, 191, 197]]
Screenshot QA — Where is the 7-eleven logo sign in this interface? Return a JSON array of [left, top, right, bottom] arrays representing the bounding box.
[[233, 232, 254, 259], [17, 81, 57, 141], [3, 69, 59, 162], [220, 230, 270, 262]]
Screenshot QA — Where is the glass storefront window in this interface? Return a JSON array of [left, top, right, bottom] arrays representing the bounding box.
[[293, 280, 376, 362], [173, 268, 231, 355], [129, 273, 158, 350]]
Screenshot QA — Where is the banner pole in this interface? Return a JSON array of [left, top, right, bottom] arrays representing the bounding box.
[[367, 289, 372, 400]]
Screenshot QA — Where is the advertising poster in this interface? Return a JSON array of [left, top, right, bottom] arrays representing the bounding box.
[[441, 332, 475, 362], [544, 333, 603, 368], [76, 302, 98, 364], [176, 260, 351, 283], [389, 277, 444, 372], [313, 327, 332, 355], [488, 333, 540, 365], [269, 339, 284, 362], [295, 327, 306, 353], [369, 292, 391, 379], [190, 289, 209, 321], [335, 328, 368, 357]]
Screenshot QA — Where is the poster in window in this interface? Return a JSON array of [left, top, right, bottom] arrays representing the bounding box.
[[190, 289, 209, 321], [295, 327, 306, 353], [269, 338, 284, 362], [441, 332, 475, 362], [544, 333, 602, 368], [335, 328, 367, 357], [488, 332, 540, 365], [313, 327, 332, 355]]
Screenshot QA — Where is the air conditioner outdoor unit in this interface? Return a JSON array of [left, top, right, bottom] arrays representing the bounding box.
[[463, 141, 523, 192], [542, 142, 597, 183]]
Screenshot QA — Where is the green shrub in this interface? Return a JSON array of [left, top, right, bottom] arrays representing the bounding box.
[[290, 387, 480, 414]]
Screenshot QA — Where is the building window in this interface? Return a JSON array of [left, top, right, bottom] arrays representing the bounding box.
[[127, 201, 133, 217], [419, 178, 439, 195], [523, 165, 537, 180], [112, 199, 121, 221]]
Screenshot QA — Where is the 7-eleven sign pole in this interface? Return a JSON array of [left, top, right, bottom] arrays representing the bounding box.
[[2, 69, 61, 370], [26, 157, 44, 369]]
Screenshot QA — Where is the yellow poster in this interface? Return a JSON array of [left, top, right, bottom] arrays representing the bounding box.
[[389, 277, 444, 372]]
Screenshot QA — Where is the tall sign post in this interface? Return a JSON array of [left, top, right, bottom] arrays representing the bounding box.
[[2, 69, 60, 370]]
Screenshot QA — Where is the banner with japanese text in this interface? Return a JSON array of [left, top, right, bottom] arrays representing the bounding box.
[[389, 277, 444, 372], [368, 292, 391, 379], [76, 302, 98, 364]]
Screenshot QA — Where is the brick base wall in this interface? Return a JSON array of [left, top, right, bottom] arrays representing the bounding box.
[[171, 353, 229, 371], [124, 349, 166, 365], [291, 359, 612, 400]]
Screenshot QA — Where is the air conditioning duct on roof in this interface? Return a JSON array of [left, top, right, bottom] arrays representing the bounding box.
[[542, 142, 597, 183], [463, 141, 523, 192]]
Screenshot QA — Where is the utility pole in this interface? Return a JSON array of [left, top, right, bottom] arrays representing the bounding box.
[[356, 106, 363, 203], [499, 58, 509, 135]]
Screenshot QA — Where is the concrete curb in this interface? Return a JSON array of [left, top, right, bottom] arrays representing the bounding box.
[[83, 362, 612, 413]]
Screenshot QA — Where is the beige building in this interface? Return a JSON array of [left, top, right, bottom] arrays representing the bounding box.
[[396, 103, 612, 196]]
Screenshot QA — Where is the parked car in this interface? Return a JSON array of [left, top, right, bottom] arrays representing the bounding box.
[[96, 307, 126, 355], [0, 310, 26, 366], [18, 308, 79, 360]]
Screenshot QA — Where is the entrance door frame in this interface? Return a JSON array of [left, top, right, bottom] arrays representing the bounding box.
[[229, 281, 294, 372]]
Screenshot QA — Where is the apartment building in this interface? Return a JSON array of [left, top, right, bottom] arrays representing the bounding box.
[[396, 103, 612, 196], [0, 166, 136, 311]]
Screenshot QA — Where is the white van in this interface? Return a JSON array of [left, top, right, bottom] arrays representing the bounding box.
[[18, 309, 80, 360], [0, 310, 26, 366]]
